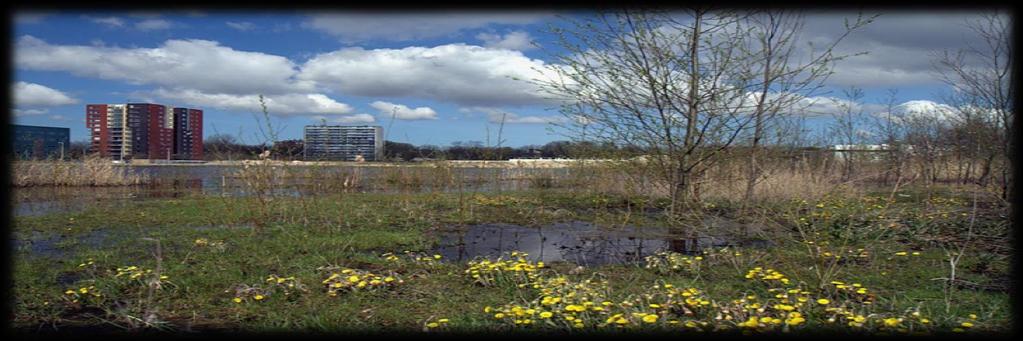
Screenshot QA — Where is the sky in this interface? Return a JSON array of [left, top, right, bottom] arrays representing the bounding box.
[[10, 9, 1003, 147]]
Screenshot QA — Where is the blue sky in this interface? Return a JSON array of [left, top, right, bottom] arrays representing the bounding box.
[[11, 10, 997, 147]]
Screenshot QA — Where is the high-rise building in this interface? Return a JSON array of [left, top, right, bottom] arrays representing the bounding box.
[[11, 124, 70, 160], [303, 125, 383, 161], [172, 108, 203, 160], [87, 103, 203, 160]]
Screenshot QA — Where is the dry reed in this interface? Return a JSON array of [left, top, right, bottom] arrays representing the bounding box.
[[12, 156, 148, 187]]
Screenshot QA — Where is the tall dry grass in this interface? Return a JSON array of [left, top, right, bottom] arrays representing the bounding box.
[[12, 156, 148, 187]]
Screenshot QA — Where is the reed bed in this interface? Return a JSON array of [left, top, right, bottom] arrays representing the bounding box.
[[12, 157, 148, 187]]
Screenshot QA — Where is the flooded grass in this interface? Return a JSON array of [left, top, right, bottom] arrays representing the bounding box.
[[429, 221, 771, 266], [10, 184, 1011, 334]]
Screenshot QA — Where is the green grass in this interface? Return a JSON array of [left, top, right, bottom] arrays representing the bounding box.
[[11, 186, 1011, 334]]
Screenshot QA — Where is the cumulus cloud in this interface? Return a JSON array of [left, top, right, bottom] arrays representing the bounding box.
[[476, 31, 536, 50], [13, 81, 78, 107], [370, 101, 438, 120], [299, 43, 558, 106], [303, 12, 551, 43], [135, 19, 173, 31], [151, 88, 354, 116], [226, 21, 256, 31], [15, 35, 313, 95], [885, 100, 958, 123]]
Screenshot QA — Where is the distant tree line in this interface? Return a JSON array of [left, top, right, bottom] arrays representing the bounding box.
[[200, 135, 649, 161]]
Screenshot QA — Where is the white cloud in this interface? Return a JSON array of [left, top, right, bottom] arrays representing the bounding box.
[[151, 88, 354, 116], [135, 19, 173, 31], [889, 100, 958, 122], [476, 31, 537, 51], [311, 113, 376, 124], [16, 35, 313, 95], [13, 81, 78, 107], [226, 21, 256, 31], [303, 12, 551, 43], [370, 101, 438, 120], [299, 43, 558, 106], [85, 16, 125, 27]]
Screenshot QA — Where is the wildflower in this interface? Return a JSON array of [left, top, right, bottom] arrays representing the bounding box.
[[565, 304, 585, 312], [773, 304, 795, 311], [895, 252, 908, 256], [254, 294, 265, 301], [969, 314, 977, 320], [539, 311, 553, 319], [817, 298, 830, 305], [642, 314, 659, 323], [786, 312, 806, 326], [961, 322, 974, 328], [426, 322, 439, 328], [883, 318, 901, 327], [233, 297, 242, 303]]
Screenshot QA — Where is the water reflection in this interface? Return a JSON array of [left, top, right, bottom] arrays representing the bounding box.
[[431, 221, 769, 266], [13, 165, 575, 217]]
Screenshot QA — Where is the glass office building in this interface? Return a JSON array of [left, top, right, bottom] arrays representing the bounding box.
[[11, 124, 70, 160]]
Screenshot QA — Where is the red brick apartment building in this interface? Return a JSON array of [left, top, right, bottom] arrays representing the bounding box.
[[86, 103, 203, 160]]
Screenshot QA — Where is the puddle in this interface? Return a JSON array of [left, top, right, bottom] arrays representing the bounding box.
[[12, 230, 112, 259], [430, 221, 769, 266]]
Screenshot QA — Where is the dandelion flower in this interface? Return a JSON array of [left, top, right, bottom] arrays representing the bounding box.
[[642, 314, 659, 323]]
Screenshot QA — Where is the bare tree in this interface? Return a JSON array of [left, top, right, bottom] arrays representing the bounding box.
[[828, 87, 869, 181], [869, 89, 909, 187], [740, 10, 874, 202], [537, 9, 770, 210], [934, 12, 1013, 198]]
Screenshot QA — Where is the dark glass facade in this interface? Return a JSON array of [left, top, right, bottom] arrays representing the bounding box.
[[11, 124, 70, 160]]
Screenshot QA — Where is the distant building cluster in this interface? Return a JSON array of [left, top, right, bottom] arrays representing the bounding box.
[[303, 125, 383, 161], [86, 103, 203, 160], [11, 124, 70, 160]]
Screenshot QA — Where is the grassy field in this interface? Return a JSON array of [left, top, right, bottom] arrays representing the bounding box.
[[10, 184, 1011, 335]]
